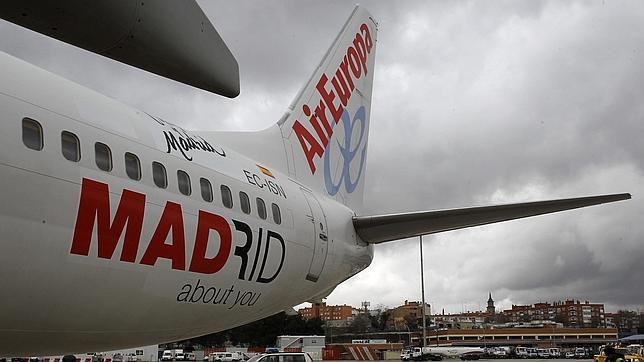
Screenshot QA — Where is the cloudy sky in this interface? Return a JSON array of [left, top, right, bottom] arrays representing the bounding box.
[[1, 1, 642, 314]]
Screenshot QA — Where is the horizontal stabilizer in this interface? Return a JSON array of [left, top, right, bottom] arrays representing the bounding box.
[[353, 193, 631, 244]]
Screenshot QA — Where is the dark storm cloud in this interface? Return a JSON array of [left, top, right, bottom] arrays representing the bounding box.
[[326, 0, 644, 312], [1, 0, 641, 312]]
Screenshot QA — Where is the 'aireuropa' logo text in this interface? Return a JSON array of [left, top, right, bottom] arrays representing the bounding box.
[[291, 22, 373, 195]]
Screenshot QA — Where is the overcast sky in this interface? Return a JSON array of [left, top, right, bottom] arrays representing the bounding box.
[[1, 1, 642, 314]]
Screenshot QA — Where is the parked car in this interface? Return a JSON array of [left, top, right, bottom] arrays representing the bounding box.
[[537, 349, 550, 358], [527, 348, 538, 358], [88, 353, 104, 362], [575, 348, 587, 358], [549, 348, 561, 358], [209, 352, 242, 362], [515, 347, 528, 359], [247, 353, 312, 362], [565, 352, 575, 358], [162, 351, 174, 361]]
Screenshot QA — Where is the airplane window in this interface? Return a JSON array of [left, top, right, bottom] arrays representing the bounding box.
[[177, 170, 191, 196], [240, 191, 251, 214], [61, 131, 80, 162], [152, 161, 167, 188], [271, 203, 281, 225], [22, 118, 43, 151], [200, 178, 213, 202], [256, 198, 267, 220], [124, 152, 141, 180], [94, 142, 112, 171], [221, 185, 233, 209]]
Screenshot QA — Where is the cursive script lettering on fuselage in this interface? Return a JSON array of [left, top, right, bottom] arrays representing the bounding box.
[[164, 127, 226, 161]]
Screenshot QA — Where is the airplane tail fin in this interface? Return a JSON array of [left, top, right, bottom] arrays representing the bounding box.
[[201, 7, 377, 212], [278, 6, 377, 213]]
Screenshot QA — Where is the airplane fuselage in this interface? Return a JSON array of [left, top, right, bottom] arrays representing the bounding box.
[[0, 51, 372, 354]]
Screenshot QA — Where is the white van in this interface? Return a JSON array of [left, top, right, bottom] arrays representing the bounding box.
[[515, 347, 528, 358], [162, 351, 174, 361], [548, 348, 560, 358]]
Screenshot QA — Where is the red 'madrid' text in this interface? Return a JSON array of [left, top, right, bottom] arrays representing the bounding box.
[[70, 178, 285, 283]]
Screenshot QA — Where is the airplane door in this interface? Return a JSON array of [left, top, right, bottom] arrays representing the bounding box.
[[301, 189, 328, 282]]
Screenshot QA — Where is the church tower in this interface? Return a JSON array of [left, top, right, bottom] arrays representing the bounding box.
[[486, 292, 495, 315]]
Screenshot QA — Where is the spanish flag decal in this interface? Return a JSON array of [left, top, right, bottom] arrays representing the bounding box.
[[256, 164, 275, 178]]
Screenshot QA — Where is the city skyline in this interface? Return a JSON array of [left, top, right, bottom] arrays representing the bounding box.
[[301, 294, 642, 317]]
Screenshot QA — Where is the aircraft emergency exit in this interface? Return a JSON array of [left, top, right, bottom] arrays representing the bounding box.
[[0, 4, 630, 356]]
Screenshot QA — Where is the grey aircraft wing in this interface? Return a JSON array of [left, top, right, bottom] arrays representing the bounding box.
[[353, 193, 631, 244], [0, 0, 239, 97]]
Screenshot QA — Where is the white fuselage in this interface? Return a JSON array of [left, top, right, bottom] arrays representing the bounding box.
[[0, 51, 373, 355]]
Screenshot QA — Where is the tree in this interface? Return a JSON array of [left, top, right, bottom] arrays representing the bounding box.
[[404, 313, 418, 331], [519, 313, 530, 323], [615, 310, 639, 333], [177, 312, 324, 347], [349, 314, 372, 333], [554, 312, 565, 325], [378, 310, 391, 331], [591, 315, 603, 328], [495, 313, 509, 324]]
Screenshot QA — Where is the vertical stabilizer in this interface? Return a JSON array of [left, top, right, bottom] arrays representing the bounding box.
[[279, 6, 377, 213]]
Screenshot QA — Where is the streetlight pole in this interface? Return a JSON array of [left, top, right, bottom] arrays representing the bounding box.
[[420, 235, 427, 348]]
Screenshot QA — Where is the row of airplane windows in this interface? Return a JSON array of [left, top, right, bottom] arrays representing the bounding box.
[[21, 117, 282, 225]]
